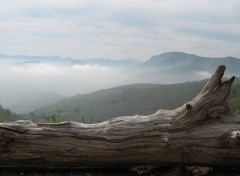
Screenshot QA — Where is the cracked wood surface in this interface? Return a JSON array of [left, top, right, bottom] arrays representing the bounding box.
[[0, 65, 240, 169]]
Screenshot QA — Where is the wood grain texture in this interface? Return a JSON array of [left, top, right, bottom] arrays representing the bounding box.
[[0, 65, 240, 169]]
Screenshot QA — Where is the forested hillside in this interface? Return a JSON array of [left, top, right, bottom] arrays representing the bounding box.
[[0, 105, 20, 122], [35, 78, 240, 123]]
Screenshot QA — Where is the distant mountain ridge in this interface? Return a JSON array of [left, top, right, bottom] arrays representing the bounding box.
[[128, 52, 240, 84], [138, 52, 239, 71], [0, 54, 141, 68]]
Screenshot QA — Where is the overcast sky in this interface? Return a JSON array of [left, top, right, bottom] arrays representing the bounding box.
[[0, 0, 239, 60]]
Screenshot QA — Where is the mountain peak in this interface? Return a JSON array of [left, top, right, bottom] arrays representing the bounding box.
[[160, 51, 192, 55], [138, 51, 200, 71], [154, 51, 198, 59], [133, 52, 240, 84]]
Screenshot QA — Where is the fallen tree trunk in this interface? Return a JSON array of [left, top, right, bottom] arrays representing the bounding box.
[[0, 65, 240, 169]]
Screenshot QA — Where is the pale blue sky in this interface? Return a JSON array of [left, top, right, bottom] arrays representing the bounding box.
[[0, 0, 239, 60]]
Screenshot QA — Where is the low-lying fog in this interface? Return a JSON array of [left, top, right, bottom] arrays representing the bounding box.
[[0, 56, 214, 113], [0, 61, 131, 112], [1, 62, 126, 96]]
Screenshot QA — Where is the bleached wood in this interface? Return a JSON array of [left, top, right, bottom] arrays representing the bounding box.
[[0, 65, 239, 169]]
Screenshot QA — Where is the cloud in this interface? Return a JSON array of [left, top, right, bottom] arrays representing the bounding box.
[[176, 28, 240, 43], [0, 0, 239, 59], [0, 62, 124, 96]]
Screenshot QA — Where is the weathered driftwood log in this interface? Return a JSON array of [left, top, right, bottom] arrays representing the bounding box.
[[0, 65, 240, 169]]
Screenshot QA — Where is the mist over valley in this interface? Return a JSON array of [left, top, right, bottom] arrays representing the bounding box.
[[1, 52, 240, 118]]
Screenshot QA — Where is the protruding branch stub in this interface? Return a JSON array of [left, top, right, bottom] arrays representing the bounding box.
[[171, 65, 235, 129], [197, 65, 226, 97]]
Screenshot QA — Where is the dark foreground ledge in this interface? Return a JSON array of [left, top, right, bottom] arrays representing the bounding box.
[[1, 166, 240, 176]]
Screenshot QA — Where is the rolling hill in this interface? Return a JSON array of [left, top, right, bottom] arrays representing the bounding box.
[[34, 78, 240, 123]]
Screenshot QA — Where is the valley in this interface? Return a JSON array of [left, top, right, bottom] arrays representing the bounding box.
[[1, 52, 240, 123]]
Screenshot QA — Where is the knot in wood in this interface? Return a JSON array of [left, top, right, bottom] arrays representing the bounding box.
[[186, 103, 192, 110], [164, 137, 169, 143], [236, 133, 240, 140], [231, 131, 240, 140]]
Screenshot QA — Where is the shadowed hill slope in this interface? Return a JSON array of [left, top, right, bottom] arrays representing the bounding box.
[[34, 78, 239, 123], [0, 105, 20, 122]]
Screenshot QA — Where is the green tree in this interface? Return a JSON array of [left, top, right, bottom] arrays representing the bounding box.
[[41, 110, 65, 123]]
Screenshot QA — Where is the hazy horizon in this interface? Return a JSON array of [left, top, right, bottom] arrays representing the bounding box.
[[1, 51, 240, 62]]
